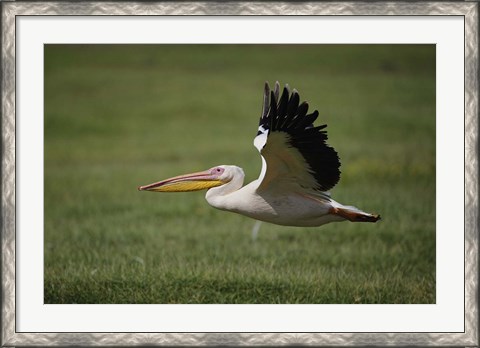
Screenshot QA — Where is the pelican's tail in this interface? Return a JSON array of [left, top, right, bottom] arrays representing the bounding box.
[[329, 204, 381, 223]]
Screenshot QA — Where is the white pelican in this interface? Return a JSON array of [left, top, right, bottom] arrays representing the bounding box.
[[139, 82, 380, 227]]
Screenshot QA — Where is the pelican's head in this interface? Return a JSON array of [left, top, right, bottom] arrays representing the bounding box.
[[138, 165, 237, 192]]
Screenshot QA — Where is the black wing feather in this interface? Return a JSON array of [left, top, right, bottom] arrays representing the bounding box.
[[269, 91, 278, 130], [261, 82, 270, 120], [277, 87, 289, 118], [256, 81, 341, 192], [295, 110, 319, 130], [287, 91, 300, 118]]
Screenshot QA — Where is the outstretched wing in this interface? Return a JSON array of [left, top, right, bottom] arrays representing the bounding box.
[[253, 81, 341, 193]]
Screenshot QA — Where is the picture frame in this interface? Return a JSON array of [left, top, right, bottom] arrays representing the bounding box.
[[2, 1, 478, 346]]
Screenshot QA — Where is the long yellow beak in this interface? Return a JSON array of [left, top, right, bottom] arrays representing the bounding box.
[[138, 169, 224, 192]]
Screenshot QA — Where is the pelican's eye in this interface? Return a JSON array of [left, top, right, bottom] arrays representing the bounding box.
[[212, 167, 224, 175]]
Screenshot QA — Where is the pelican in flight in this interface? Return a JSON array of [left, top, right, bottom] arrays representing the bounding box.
[[139, 82, 380, 227]]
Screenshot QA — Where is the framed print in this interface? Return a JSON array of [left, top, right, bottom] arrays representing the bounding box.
[[1, 1, 478, 346]]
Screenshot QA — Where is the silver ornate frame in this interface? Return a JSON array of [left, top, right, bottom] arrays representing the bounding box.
[[1, 2, 478, 347]]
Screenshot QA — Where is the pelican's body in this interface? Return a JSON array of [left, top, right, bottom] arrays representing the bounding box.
[[139, 82, 380, 227], [204, 167, 341, 227]]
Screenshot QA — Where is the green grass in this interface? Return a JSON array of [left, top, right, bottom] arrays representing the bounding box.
[[44, 44, 435, 304]]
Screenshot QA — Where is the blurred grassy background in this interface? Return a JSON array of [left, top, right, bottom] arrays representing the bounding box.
[[44, 44, 435, 304]]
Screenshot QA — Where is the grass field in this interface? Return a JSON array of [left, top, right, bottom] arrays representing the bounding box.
[[44, 44, 435, 304]]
